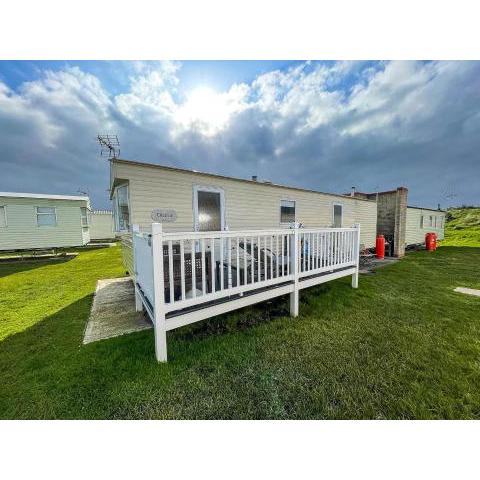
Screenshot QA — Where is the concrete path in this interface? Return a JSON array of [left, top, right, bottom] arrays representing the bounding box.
[[83, 277, 152, 344], [454, 287, 480, 298]]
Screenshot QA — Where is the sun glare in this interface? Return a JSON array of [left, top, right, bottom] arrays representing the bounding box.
[[175, 86, 232, 136]]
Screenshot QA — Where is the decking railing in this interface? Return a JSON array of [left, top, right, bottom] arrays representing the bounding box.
[[133, 224, 360, 362]]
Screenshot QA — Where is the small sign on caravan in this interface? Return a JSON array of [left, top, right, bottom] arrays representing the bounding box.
[[151, 209, 177, 223]]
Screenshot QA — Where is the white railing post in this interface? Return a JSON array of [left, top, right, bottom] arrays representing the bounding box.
[[352, 223, 361, 289], [290, 227, 299, 317], [151, 222, 168, 362], [132, 225, 143, 312]]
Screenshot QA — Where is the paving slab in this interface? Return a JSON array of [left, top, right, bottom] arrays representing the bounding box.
[[359, 256, 399, 274], [83, 277, 152, 344], [454, 287, 480, 297]]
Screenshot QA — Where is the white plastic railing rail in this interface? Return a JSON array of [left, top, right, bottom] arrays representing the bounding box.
[[133, 224, 360, 362]]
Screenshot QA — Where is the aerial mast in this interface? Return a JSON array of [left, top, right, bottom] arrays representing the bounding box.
[[97, 134, 120, 159]]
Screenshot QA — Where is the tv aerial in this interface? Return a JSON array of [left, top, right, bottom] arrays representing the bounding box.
[[97, 134, 120, 159], [441, 184, 458, 201]]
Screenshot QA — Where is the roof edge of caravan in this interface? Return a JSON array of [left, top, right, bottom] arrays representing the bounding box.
[[110, 158, 377, 203], [407, 205, 447, 213], [0, 192, 90, 202]]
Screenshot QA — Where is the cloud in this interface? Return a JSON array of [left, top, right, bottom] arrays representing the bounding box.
[[0, 60, 479, 209]]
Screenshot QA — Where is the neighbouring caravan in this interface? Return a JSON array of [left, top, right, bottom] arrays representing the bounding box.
[[109, 158, 378, 273], [0, 192, 90, 251], [405, 206, 446, 245], [89, 210, 115, 241]]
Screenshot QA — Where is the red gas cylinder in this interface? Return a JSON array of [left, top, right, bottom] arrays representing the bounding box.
[[425, 232, 436, 251], [376, 235, 385, 259]]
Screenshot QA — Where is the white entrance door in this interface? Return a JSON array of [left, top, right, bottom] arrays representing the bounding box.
[[193, 186, 225, 232]]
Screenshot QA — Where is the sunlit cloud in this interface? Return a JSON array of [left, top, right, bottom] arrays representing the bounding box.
[[174, 84, 250, 136], [0, 60, 479, 209]]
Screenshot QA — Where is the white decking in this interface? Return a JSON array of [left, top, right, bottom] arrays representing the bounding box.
[[133, 224, 361, 361]]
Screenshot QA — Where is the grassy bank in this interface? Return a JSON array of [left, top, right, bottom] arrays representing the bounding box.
[[441, 207, 480, 247]]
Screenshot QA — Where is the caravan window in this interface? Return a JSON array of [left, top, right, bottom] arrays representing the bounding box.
[[36, 207, 57, 226], [333, 203, 343, 228], [0, 206, 6, 228], [114, 185, 130, 231], [80, 207, 89, 227], [420, 215, 424, 228], [280, 200, 296, 224]]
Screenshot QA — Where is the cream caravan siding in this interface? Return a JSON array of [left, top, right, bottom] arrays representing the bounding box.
[[405, 207, 445, 245], [112, 161, 377, 248], [89, 211, 115, 240], [0, 196, 88, 250]]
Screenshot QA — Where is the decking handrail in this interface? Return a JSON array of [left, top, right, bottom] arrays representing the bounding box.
[[133, 224, 361, 362]]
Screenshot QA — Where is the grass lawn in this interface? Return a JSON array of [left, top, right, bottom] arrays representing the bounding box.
[[1, 244, 479, 419]]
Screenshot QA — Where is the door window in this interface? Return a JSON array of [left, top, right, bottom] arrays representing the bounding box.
[[196, 189, 223, 231]]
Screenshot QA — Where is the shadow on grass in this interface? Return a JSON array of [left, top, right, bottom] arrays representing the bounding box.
[[0, 286, 290, 418], [0, 256, 76, 278], [0, 293, 156, 418], [172, 294, 291, 341]]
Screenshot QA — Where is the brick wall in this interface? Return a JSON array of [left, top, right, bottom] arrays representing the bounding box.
[[393, 187, 408, 257]]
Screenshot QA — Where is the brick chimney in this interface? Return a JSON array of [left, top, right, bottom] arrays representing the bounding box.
[[375, 186, 408, 257], [393, 187, 408, 257]]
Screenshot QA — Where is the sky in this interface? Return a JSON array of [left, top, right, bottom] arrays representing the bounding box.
[[0, 60, 478, 210]]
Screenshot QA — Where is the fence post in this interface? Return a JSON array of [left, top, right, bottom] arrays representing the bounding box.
[[151, 222, 168, 362], [132, 226, 143, 312], [290, 226, 299, 317], [352, 223, 361, 289]]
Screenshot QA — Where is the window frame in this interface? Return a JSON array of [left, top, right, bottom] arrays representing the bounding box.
[[36, 206, 57, 227], [429, 215, 434, 227], [193, 184, 225, 232], [0, 205, 7, 228], [113, 184, 130, 232], [80, 206, 89, 227], [279, 199, 296, 225], [332, 202, 344, 228]]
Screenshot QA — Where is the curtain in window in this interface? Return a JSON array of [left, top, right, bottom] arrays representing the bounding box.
[[280, 200, 295, 223], [333, 205, 342, 228]]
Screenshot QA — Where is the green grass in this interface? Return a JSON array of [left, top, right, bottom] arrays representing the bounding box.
[[441, 207, 480, 247], [1, 244, 479, 419]]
